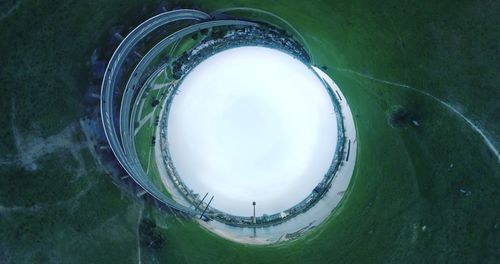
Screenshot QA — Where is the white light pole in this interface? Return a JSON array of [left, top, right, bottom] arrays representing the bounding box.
[[252, 201, 256, 224]]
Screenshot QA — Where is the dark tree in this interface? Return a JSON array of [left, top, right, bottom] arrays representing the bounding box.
[[388, 105, 410, 128], [139, 218, 165, 249], [173, 71, 181, 80]]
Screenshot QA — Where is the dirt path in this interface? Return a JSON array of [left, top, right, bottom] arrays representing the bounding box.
[[134, 112, 154, 136], [9, 99, 87, 176], [0, 0, 22, 21], [136, 204, 144, 264], [334, 67, 499, 163]]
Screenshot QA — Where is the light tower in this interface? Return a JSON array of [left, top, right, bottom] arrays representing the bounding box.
[[252, 201, 256, 224]]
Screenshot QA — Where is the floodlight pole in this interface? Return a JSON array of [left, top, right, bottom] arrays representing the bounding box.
[[195, 192, 209, 211], [200, 195, 214, 219], [252, 201, 256, 224]]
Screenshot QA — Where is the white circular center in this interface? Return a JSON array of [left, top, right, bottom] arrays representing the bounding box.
[[167, 46, 338, 216]]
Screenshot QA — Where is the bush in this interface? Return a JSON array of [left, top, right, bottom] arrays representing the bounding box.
[[388, 105, 410, 128], [139, 218, 165, 249]]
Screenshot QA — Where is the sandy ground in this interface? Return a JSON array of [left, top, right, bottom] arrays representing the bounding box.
[[154, 103, 193, 208]]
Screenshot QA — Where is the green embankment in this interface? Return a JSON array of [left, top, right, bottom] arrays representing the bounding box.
[[0, 0, 498, 263]]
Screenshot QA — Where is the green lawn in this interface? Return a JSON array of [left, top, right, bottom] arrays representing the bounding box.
[[139, 72, 169, 120], [134, 114, 172, 198], [170, 33, 201, 57], [0, 0, 498, 263], [134, 71, 172, 199]]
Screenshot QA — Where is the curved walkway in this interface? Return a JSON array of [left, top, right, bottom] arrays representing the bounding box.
[[101, 9, 259, 215], [101, 9, 212, 215]]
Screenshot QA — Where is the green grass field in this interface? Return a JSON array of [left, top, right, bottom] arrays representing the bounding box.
[[133, 71, 174, 197], [0, 0, 498, 263]]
